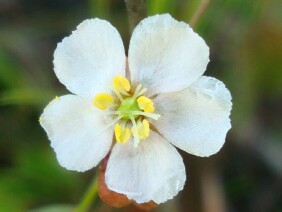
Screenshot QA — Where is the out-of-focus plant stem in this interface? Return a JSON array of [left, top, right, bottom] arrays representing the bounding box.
[[189, 0, 211, 28], [201, 161, 227, 212], [124, 0, 147, 32], [75, 174, 99, 212]]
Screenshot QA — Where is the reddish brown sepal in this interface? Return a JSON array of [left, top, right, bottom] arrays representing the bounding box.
[[98, 154, 132, 207]]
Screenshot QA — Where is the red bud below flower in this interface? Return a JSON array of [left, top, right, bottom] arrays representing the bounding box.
[[98, 154, 158, 210], [98, 154, 132, 207]]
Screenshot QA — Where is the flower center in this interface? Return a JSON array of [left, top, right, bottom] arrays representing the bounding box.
[[117, 97, 140, 120], [92, 76, 160, 147]]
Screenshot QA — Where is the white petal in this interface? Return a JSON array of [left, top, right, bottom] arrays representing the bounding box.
[[152, 76, 232, 157], [128, 14, 209, 95], [40, 95, 113, 172], [54, 19, 126, 98], [105, 131, 186, 204]]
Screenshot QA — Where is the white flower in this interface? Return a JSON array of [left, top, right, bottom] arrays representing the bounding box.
[[40, 14, 232, 204]]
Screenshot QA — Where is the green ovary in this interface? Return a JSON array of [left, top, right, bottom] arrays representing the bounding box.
[[117, 97, 140, 120]]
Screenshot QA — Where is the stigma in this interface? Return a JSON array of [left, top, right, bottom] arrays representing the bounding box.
[[92, 75, 160, 146]]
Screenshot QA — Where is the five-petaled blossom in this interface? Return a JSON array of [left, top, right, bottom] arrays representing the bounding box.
[[40, 14, 232, 204]]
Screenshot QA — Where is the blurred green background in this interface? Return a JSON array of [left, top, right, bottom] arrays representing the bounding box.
[[0, 0, 282, 211]]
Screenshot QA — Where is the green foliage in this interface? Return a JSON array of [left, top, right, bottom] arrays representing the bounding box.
[[31, 205, 75, 212], [0, 0, 281, 211], [0, 145, 84, 211], [147, 0, 177, 15], [88, 0, 110, 18]]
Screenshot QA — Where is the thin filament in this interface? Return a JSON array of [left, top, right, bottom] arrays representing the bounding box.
[[119, 89, 131, 96], [132, 111, 160, 120], [130, 115, 140, 147], [113, 89, 124, 103], [132, 84, 142, 99]]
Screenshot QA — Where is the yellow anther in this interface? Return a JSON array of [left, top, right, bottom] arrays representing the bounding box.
[[114, 124, 131, 144], [137, 96, 155, 113], [55, 96, 59, 101], [93, 93, 114, 110], [113, 76, 131, 93], [132, 119, 150, 140]]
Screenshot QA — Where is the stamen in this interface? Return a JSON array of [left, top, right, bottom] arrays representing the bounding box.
[[130, 116, 140, 147], [131, 111, 160, 120], [138, 88, 148, 97], [133, 87, 148, 99], [140, 119, 150, 139], [93, 93, 115, 110], [113, 76, 131, 94], [93, 76, 159, 144], [108, 103, 119, 108], [132, 119, 150, 140], [137, 96, 155, 112], [132, 84, 142, 99], [114, 123, 131, 144], [119, 119, 128, 129], [135, 84, 142, 93], [113, 89, 124, 103], [120, 89, 131, 96]]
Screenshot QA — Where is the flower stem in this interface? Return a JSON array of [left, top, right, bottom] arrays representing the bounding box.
[[75, 174, 99, 212], [189, 0, 211, 28]]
